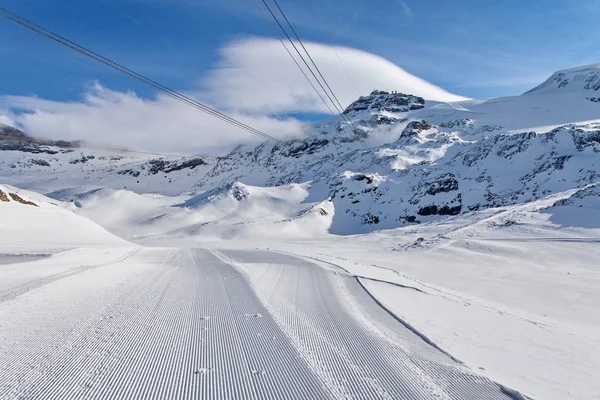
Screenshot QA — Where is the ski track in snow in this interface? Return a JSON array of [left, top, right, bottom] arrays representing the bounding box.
[[0, 247, 518, 399]]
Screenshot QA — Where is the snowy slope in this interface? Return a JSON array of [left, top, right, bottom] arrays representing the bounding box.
[[0, 247, 523, 399], [273, 191, 600, 400], [49, 182, 332, 243], [526, 63, 600, 94], [0, 184, 127, 249]]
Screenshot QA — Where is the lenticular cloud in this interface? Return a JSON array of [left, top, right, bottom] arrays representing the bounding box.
[[202, 37, 467, 114]]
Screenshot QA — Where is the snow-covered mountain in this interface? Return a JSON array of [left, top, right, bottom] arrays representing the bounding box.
[[1, 64, 599, 236], [2, 65, 600, 400], [526, 63, 600, 95]]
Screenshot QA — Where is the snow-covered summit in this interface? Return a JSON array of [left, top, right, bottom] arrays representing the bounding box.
[[525, 63, 600, 94]]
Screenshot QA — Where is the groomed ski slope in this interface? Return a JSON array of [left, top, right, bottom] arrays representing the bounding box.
[[0, 247, 520, 399]]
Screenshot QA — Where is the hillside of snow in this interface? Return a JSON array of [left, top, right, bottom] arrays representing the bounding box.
[[0, 184, 127, 250], [526, 63, 600, 94]]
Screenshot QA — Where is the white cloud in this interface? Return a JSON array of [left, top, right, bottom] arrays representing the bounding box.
[[0, 37, 466, 155], [201, 37, 467, 114], [0, 84, 305, 155], [0, 114, 15, 127]]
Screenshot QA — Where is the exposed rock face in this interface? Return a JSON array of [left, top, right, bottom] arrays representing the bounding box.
[[343, 90, 425, 115], [30, 159, 51, 167], [147, 158, 206, 174], [8, 192, 38, 206], [424, 174, 459, 196], [276, 138, 329, 158], [0, 125, 27, 138], [0, 124, 76, 154], [70, 155, 96, 164], [417, 203, 461, 216], [401, 120, 433, 137], [369, 114, 399, 127]]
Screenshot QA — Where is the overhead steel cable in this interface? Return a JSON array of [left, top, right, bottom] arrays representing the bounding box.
[[258, 0, 373, 154], [272, 0, 350, 115], [219, 56, 292, 100], [302, 0, 361, 97], [259, 0, 342, 114], [0, 8, 278, 143], [0, 7, 282, 144], [249, 0, 336, 116], [270, 0, 369, 140], [1, 8, 338, 172]]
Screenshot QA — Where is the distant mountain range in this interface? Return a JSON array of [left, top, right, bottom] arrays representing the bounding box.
[[0, 124, 77, 154], [1, 64, 599, 234]]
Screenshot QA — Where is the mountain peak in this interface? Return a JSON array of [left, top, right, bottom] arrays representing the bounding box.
[[343, 90, 426, 115], [525, 63, 600, 94]]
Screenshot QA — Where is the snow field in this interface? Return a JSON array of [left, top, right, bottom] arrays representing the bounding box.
[[0, 247, 523, 399], [219, 250, 518, 399]]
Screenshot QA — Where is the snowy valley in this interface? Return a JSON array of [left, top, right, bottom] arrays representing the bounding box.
[[2, 64, 600, 400]]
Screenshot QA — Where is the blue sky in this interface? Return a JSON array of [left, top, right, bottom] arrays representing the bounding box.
[[2, 0, 600, 100], [1, 0, 600, 153]]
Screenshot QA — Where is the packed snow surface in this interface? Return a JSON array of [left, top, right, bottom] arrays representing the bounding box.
[[0, 248, 516, 399]]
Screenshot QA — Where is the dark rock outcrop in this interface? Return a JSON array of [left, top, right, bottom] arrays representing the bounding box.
[[343, 90, 425, 114]]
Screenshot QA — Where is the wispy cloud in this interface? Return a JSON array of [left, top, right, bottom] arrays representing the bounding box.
[[0, 84, 305, 155], [399, 1, 413, 18], [0, 115, 15, 127], [201, 37, 465, 114]]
